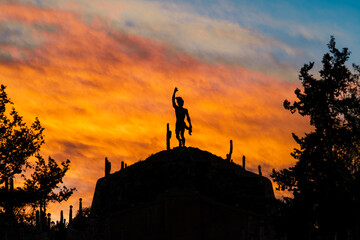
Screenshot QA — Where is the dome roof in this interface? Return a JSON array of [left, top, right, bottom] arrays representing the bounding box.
[[91, 147, 275, 217]]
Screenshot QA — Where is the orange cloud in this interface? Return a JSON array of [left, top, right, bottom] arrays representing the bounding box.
[[0, 3, 310, 221]]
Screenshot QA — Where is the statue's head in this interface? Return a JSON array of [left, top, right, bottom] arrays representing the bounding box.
[[176, 97, 184, 107]]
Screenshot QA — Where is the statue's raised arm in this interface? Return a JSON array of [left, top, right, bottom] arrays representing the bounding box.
[[172, 87, 178, 108], [172, 87, 191, 147]]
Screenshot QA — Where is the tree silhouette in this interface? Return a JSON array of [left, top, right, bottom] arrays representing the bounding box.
[[24, 155, 76, 227], [272, 36, 360, 239], [0, 84, 44, 219], [0, 84, 75, 229]]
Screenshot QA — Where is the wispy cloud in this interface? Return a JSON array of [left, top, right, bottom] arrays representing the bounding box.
[[0, 1, 316, 221], [71, 0, 300, 78]]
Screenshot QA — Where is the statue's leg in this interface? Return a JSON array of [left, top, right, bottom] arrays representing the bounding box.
[[176, 129, 182, 147], [181, 130, 185, 147]]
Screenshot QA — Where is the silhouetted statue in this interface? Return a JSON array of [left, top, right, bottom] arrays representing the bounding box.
[[172, 87, 192, 147]]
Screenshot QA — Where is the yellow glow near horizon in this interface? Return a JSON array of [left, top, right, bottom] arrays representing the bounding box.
[[1, 2, 310, 221]]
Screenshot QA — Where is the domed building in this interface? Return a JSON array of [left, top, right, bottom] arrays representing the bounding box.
[[70, 147, 276, 240]]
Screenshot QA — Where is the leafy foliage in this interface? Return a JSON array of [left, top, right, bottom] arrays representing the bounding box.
[[24, 155, 76, 214], [0, 84, 75, 228], [0, 85, 44, 183], [272, 36, 360, 239]]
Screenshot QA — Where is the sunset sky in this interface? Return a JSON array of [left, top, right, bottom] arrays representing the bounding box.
[[1, 0, 360, 222]]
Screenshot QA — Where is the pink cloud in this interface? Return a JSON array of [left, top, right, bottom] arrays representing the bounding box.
[[0, 3, 309, 221]]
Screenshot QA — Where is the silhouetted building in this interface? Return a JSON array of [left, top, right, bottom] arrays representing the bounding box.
[[68, 147, 275, 240]]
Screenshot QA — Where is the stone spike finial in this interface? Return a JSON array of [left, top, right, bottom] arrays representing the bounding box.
[[226, 140, 233, 162], [47, 213, 51, 230], [60, 210, 64, 224], [69, 205, 73, 223], [166, 123, 172, 150], [121, 161, 124, 170], [105, 157, 111, 177], [258, 165, 262, 176], [79, 198, 83, 216], [242, 155, 246, 170]]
